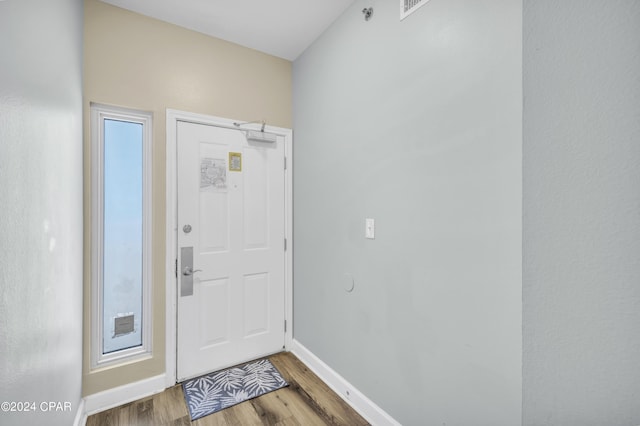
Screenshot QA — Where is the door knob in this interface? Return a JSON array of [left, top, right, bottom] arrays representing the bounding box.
[[183, 265, 202, 276]]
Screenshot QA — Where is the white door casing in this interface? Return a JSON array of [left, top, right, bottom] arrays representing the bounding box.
[[166, 111, 293, 384]]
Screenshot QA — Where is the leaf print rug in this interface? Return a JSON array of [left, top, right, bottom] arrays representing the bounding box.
[[182, 358, 289, 421]]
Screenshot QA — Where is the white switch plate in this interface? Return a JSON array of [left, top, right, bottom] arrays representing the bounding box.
[[365, 218, 375, 239]]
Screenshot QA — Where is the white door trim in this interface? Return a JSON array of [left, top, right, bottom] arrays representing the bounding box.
[[165, 109, 293, 388]]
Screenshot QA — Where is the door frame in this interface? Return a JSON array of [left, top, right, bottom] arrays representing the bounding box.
[[164, 109, 293, 387]]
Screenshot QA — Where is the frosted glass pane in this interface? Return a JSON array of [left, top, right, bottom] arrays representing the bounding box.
[[102, 119, 143, 354]]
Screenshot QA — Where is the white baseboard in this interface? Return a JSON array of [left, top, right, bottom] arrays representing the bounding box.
[[73, 398, 86, 426], [291, 340, 400, 426], [83, 374, 166, 417]]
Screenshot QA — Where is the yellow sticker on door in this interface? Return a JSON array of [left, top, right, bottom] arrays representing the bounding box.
[[229, 152, 242, 172]]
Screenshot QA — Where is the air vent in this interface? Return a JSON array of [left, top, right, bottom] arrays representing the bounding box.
[[400, 0, 429, 20]]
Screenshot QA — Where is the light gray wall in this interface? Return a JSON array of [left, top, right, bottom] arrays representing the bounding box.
[[0, 1, 84, 425], [293, 0, 522, 424], [523, 1, 640, 425]]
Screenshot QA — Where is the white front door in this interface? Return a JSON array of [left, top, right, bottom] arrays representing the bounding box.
[[176, 120, 285, 381]]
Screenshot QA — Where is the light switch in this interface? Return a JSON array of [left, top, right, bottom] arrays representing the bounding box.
[[365, 218, 375, 239]]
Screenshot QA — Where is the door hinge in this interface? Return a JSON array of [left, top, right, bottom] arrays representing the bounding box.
[[175, 258, 178, 278], [284, 156, 287, 170], [284, 320, 287, 333], [284, 238, 287, 251]]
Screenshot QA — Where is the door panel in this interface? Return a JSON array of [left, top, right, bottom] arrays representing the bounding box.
[[243, 148, 269, 249], [199, 192, 228, 252], [177, 121, 285, 381], [199, 278, 230, 347], [243, 272, 270, 337]]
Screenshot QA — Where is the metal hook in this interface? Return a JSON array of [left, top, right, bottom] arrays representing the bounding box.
[[362, 7, 373, 21]]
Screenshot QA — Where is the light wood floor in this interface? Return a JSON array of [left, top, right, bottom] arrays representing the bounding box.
[[86, 352, 369, 426]]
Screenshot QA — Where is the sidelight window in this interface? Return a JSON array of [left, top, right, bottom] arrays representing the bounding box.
[[90, 103, 152, 368]]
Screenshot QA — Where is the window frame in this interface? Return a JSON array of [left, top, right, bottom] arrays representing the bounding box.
[[90, 103, 153, 370]]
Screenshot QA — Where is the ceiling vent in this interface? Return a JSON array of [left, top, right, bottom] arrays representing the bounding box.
[[400, 0, 430, 20]]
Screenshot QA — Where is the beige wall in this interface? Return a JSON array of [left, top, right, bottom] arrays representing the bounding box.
[[82, 0, 292, 396]]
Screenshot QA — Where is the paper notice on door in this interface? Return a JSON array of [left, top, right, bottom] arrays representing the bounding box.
[[200, 158, 227, 192]]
